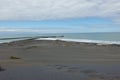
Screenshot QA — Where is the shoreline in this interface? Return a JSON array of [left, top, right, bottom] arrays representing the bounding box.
[[1, 39, 120, 48], [1, 36, 120, 45], [37, 38, 120, 45]]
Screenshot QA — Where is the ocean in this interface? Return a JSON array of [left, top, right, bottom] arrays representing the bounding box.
[[0, 32, 120, 44]]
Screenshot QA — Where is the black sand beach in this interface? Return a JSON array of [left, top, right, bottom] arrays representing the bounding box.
[[0, 39, 120, 80]]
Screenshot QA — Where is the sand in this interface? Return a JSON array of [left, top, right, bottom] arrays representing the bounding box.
[[0, 39, 120, 80]]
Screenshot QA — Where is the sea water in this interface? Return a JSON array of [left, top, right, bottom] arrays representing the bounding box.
[[0, 32, 120, 44]]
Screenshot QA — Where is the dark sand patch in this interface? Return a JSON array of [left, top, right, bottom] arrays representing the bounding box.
[[0, 66, 5, 72], [10, 56, 21, 59]]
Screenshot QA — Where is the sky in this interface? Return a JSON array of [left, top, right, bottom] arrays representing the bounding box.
[[0, 0, 120, 33]]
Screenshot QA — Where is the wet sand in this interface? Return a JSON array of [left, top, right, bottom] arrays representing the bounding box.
[[0, 39, 120, 80]]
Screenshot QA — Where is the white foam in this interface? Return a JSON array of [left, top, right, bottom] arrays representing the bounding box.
[[37, 38, 120, 45], [0, 39, 29, 43], [37, 38, 59, 41], [1, 38, 120, 45]]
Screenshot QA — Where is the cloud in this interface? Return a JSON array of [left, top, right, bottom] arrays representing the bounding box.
[[0, 0, 120, 23], [0, 28, 74, 33], [0, 24, 120, 33]]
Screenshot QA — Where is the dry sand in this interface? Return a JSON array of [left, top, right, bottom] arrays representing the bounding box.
[[0, 39, 120, 80]]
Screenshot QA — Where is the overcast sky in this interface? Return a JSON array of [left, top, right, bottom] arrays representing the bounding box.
[[0, 0, 120, 33]]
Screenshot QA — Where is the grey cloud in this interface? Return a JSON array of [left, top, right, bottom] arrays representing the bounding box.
[[0, 0, 120, 22]]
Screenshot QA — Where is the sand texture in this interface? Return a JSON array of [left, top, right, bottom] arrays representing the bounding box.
[[0, 39, 120, 80]]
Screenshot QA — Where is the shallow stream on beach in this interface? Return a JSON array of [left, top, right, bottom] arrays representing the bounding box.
[[0, 64, 120, 80]]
